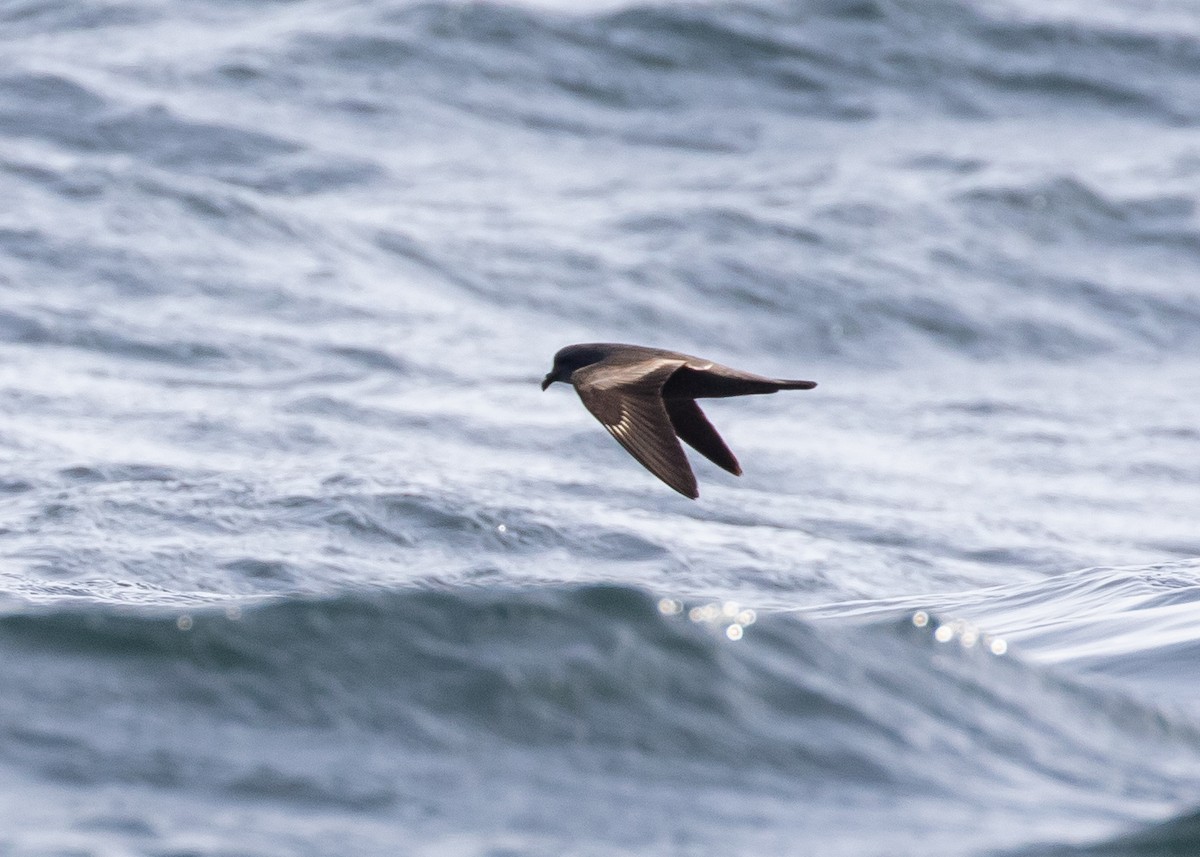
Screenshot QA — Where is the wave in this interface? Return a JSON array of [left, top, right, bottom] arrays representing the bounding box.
[[1013, 806, 1200, 856], [5, 2, 1200, 367], [802, 560, 1200, 703], [3, 581, 1199, 821], [274, 0, 1200, 362], [278, 0, 1200, 128]]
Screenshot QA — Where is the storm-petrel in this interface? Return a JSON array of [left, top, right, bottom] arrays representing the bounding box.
[[542, 343, 817, 498]]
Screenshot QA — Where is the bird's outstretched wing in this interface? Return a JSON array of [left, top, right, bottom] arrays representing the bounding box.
[[573, 359, 699, 499], [663, 363, 817, 398], [665, 398, 741, 476]]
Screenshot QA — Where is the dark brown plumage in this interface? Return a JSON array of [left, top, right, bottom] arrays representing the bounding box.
[[541, 343, 817, 498]]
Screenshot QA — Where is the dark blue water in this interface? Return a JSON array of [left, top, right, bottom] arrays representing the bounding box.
[[3, 0, 1200, 854]]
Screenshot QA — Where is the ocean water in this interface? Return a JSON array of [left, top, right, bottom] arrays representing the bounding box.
[[2, 0, 1200, 853]]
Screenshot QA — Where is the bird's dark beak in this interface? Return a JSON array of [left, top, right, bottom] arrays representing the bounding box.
[[541, 372, 555, 391]]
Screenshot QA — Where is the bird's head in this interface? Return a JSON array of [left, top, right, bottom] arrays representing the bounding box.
[[541, 343, 612, 390]]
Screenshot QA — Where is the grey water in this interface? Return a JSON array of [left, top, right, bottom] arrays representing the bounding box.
[[2, 0, 1200, 854]]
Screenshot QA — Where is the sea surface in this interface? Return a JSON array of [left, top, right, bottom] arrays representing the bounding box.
[[2, 0, 1200, 854]]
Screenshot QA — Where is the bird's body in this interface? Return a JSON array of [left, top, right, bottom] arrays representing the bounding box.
[[542, 343, 816, 498]]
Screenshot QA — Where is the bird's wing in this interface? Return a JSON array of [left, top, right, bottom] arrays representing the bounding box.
[[664, 360, 816, 398], [665, 398, 741, 476], [573, 359, 698, 499]]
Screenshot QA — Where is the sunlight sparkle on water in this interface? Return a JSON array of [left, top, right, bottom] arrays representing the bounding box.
[[918, 612, 1006, 656], [663, 598, 757, 640]]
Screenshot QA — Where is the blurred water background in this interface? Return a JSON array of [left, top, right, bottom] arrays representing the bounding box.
[[2, 0, 1200, 854]]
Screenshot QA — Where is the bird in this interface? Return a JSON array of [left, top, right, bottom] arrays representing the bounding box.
[[541, 343, 816, 498]]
